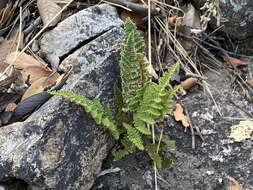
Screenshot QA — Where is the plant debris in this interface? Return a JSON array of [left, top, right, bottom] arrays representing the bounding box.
[[173, 103, 189, 131], [227, 120, 253, 142]]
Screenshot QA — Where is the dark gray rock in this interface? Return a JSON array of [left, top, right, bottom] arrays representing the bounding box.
[[40, 4, 123, 68], [92, 69, 253, 190], [0, 26, 124, 190], [194, 0, 253, 40]]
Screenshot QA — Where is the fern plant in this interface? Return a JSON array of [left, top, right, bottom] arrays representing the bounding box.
[[50, 17, 180, 170]]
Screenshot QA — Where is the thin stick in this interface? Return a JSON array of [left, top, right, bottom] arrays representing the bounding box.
[[14, 7, 23, 63], [148, 1, 158, 189], [1, 0, 74, 78], [183, 104, 195, 151], [102, 0, 132, 11], [155, 16, 222, 116], [102, 0, 159, 14]]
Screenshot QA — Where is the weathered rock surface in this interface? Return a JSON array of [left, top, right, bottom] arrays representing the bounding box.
[[194, 0, 253, 41], [0, 24, 124, 190], [40, 4, 123, 67], [92, 69, 253, 190]]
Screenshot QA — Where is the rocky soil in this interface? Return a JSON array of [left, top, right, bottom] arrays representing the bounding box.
[[0, 1, 253, 190]]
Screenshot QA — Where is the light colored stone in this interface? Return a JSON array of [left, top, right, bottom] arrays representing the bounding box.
[[40, 4, 123, 67]]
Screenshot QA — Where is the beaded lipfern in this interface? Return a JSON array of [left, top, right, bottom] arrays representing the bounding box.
[[50, 17, 179, 170]]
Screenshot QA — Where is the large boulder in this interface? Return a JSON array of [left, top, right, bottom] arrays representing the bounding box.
[[0, 6, 124, 190]]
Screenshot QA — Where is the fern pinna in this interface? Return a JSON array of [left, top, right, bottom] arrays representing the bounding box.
[[50, 17, 179, 169]]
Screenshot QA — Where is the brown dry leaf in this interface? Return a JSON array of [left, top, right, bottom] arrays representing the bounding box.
[[121, 10, 146, 26], [0, 0, 26, 30], [227, 120, 253, 142], [120, 0, 156, 26], [227, 177, 250, 190], [21, 73, 59, 101], [5, 102, 17, 111], [168, 15, 182, 28], [6, 51, 59, 84], [223, 56, 248, 68], [181, 77, 197, 90], [37, 0, 61, 27], [0, 1, 13, 28], [0, 29, 24, 63], [0, 61, 24, 94], [173, 103, 189, 131]]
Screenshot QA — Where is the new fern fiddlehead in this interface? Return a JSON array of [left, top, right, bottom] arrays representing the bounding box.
[[50, 17, 179, 169]]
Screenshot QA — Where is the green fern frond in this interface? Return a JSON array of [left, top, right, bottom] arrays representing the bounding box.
[[113, 83, 129, 124], [120, 18, 147, 112], [162, 157, 173, 170], [124, 17, 145, 54], [49, 90, 119, 140], [133, 117, 151, 135], [145, 144, 162, 168], [123, 123, 144, 150], [121, 136, 135, 153], [159, 60, 180, 89], [49, 18, 181, 170], [120, 30, 142, 112], [114, 149, 129, 161], [114, 136, 136, 161]]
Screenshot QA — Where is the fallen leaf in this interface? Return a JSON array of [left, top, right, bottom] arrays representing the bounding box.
[[173, 103, 189, 131], [5, 102, 16, 111], [0, 61, 25, 93], [168, 15, 182, 28], [227, 176, 250, 190], [21, 73, 59, 101], [6, 51, 58, 83], [227, 120, 253, 142], [120, 0, 156, 26], [223, 56, 248, 68], [177, 86, 187, 96], [0, 28, 24, 63], [120, 10, 146, 26], [181, 77, 197, 90], [37, 0, 61, 27]]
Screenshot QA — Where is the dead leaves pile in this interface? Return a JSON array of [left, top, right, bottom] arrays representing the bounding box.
[[0, 0, 27, 33], [0, 0, 72, 126]]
